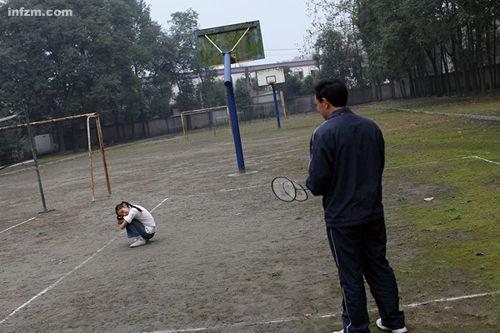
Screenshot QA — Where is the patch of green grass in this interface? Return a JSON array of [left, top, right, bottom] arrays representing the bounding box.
[[364, 92, 500, 116], [282, 98, 500, 298], [381, 114, 500, 295], [370, 112, 500, 166]]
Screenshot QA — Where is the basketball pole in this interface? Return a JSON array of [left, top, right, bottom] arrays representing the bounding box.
[[271, 83, 281, 129], [223, 52, 245, 173]]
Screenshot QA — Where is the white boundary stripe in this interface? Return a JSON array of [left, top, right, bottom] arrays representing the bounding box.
[[145, 291, 500, 333], [363, 106, 500, 122], [386, 156, 468, 170], [386, 155, 500, 170], [468, 155, 500, 166], [0, 197, 169, 325], [0, 236, 117, 325], [248, 148, 305, 160], [175, 154, 499, 197], [0, 217, 36, 235], [0, 135, 181, 177], [405, 291, 500, 308], [171, 185, 267, 198], [151, 198, 169, 212], [219, 184, 266, 192]]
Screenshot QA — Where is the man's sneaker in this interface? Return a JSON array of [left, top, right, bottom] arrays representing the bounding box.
[[376, 318, 408, 333], [130, 236, 146, 248]]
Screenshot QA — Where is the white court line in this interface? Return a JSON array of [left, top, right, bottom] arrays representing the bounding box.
[[247, 148, 305, 160], [219, 184, 266, 192], [151, 198, 170, 212], [404, 291, 500, 308], [171, 184, 268, 199], [386, 155, 500, 170], [386, 156, 472, 170], [0, 136, 181, 177], [0, 154, 87, 177], [0, 197, 169, 326], [0, 236, 116, 325], [0, 217, 36, 235], [468, 155, 500, 166], [145, 291, 500, 333], [223, 155, 497, 193]]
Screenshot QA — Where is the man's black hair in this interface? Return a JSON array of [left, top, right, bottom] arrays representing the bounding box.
[[314, 79, 348, 107]]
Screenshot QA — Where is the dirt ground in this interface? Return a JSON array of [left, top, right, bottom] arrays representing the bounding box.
[[0, 110, 498, 333]]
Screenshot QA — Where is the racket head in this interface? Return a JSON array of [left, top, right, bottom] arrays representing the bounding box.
[[291, 180, 308, 202], [271, 177, 296, 202]]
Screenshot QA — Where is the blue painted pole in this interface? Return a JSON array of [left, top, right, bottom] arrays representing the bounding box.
[[223, 53, 245, 172], [271, 84, 281, 129]]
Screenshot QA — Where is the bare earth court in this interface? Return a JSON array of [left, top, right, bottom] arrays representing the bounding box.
[[1, 98, 499, 333]]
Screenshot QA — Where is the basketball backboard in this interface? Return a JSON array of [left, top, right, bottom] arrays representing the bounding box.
[[257, 67, 286, 86], [195, 21, 265, 67]]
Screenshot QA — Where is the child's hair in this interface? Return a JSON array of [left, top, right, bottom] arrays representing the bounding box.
[[115, 201, 142, 220]]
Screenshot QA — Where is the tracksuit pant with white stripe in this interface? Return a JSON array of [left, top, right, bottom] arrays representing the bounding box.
[[326, 218, 405, 333]]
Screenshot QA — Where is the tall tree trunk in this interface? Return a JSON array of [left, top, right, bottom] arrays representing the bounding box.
[[113, 109, 121, 141], [377, 79, 383, 100], [435, 47, 443, 96], [351, 17, 364, 86], [399, 79, 407, 98], [417, 62, 427, 96], [457, 25, 469, 93], [450, 35, 461, 92], [486, 21, 494, 90], [130, 115, 135, 140], [425, 48, 439, 95], [493, 17, 497, 89], [467, 23, 479, 92], [373, 82, 378, 101], [441, 46, 451, 95], [476, 23, 486, 92], [408, 69, 416, 97], [140, 108, 148, 138]]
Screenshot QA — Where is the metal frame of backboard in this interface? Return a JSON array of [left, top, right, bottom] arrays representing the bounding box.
[[196, 21, 265, 67], [195, 21, 265, 173]]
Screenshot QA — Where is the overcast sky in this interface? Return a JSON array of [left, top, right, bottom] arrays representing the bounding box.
[[143, 0, 313, 65]]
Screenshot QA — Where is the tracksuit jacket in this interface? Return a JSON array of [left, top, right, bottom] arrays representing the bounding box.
[[306, 107, 385, 227]]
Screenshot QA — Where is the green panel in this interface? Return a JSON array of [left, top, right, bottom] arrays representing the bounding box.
[[195, 21, 265, 67]]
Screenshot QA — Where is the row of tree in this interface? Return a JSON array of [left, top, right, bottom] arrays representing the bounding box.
[[0, 0, 315, 146], [0, 1, 229, 141], [309, 0, 500, 96]]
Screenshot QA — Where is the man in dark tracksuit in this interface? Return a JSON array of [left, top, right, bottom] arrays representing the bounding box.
[[306, 79, 407, 333]]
